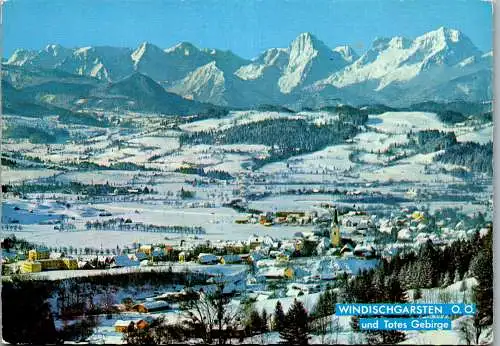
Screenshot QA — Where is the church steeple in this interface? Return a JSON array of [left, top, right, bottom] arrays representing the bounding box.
[[330, 208, 341, 247]]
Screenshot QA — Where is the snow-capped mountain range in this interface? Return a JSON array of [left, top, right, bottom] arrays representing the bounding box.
[[6, 27, 492, 107]]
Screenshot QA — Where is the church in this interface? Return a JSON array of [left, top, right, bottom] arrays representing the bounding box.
[[330, 208, 355, 249], [330, 209, 341, 247]]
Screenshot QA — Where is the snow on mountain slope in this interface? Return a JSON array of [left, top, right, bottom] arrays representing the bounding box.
[[201, 48, 250, 74], [321, 27, 483, 91], [4, 27, 492, 107], [278, 32, 351, 93], [7, 44, 73, 70], [235, 48, 289, 81], [367, 111, 446, 134], [158, 42, 214, 83], [131, 42, 173, 82], [333, 45, 358, 63], [6, 49, 37, 66], [170, 61, 228, 105], [57, 46, 134, 81]]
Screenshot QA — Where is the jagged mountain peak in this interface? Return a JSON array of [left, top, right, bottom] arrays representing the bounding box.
[[169, 60, 227, 105], [420, 26, 463, 43], [4, 27, 492, 107], [289, 32, 330, 54], [259, 48, 289, 64], [43, 44, 67, 54], [6, 49, 36, 65], [279, 32, 350, 93], [333, 45, 359, 63], [294, 32, 321, 44], [235, 48, 289, 82], [131, 41, 165, 63], [414, 27, 480, 54], [165, 41, 201, 55]]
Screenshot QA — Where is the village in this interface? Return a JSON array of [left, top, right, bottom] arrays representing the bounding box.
[[3, 205, 482, 274], [1, 198, 491, 344]]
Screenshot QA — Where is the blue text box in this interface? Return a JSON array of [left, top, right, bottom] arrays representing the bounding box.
[[359, 318, 452, 331], [336, 303, 476, 316]]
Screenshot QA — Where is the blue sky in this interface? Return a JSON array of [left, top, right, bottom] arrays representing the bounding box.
[[3, 0, 493, 58]]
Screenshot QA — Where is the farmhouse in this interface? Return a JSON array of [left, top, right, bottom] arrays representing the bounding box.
[[114, 320, 134, 333], [154, 290, 199, 303], [261, 267, 294, 280], [114, 317, 153, 332], [133, 300, 169, 313]]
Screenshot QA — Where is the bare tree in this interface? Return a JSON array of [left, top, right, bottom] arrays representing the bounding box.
[[182, 281, 241, 344], [458, 317, 474, 346]]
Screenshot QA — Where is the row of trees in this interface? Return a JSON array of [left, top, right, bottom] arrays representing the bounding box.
[[5, 181, 152, 196], [385, 228, 489, 290], [84, 218, 205, 234], [175, 167, 234, 181], [435, 141, 493, 175]]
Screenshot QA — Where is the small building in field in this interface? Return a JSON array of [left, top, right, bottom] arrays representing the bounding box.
[[114, 318, 152, 332], [262, 267, 294, 280], [133, 300, 169, 313], [114, 320, 134, 333]]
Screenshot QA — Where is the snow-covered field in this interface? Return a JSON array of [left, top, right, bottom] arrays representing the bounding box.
[[179, 110, 303, 132], [456, 124, 493, 144], [260, 144, 354, 175], [16, 262, 247, 281], [353, 132, 409, 153], [2, 169, 61, 183], [367, 112, 446, 134]]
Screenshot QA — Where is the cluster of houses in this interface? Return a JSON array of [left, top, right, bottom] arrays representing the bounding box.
[[6, 244, 169, 273], [235, 211, 319, 226], [3, 205, 486, 279]]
